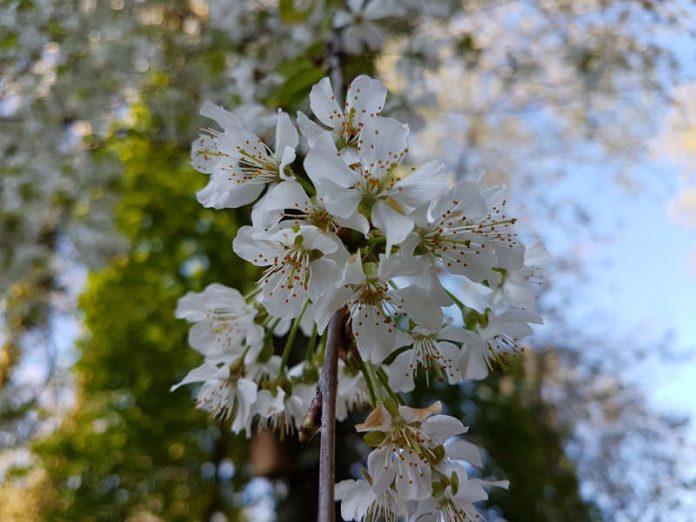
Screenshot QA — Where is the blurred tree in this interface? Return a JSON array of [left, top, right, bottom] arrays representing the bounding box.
[[30, 111, 255, 521], [1, 1, 695, 520]]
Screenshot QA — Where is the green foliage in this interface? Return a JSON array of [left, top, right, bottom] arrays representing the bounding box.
[[279, 0, 316, 23], [33, 110, 255, 521]]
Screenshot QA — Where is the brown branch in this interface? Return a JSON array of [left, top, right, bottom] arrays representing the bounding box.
[[317, 309, 345, 522]]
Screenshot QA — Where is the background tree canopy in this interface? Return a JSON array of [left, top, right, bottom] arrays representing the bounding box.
[[1, 1, 695, 520]]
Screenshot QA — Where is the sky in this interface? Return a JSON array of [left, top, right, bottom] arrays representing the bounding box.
[[529, 150, 696, 419]]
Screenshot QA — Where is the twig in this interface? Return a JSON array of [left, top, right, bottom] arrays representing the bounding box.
[[317, 309, 344, 522]]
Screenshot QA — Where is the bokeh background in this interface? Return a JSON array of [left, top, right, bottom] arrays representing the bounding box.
[[1, 1, 696, 520]]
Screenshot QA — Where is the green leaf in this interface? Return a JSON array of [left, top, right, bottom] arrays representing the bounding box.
[[279, 0, 316, 23]]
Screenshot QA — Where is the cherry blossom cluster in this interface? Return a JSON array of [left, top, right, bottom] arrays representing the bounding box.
[[174, 75, 547, 521]]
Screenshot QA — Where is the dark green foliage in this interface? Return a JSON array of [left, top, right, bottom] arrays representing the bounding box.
[[34, 112, 254, 521]]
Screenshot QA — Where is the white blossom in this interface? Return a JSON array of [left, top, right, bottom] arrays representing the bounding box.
[[176, 74, 544, 513], [299, 75, 387, 150], [386, 324, 468, 393], [193, 104, 298, 209], [233, 223, 341, 319], [335, 478, 409, 522], [305, 116, 451, 252], [412, 461, 509, 522], [255, 382, 315, 435], [490, 240, 550, 311], [175, 283, 263, 360], [313, 254, 442, 363], [460, 309, 543, 380], [170, 358, 257, 433], [333, 0, 405, 54], [357, 401, 466, 501], [403, 180, 524, 284]]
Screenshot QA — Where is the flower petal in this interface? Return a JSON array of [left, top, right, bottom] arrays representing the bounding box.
[[297, 110, 328, 147], [345, 75, 387, 130], [359, 116, 409, 181], [274, 110, 299, 161], [390, 161, 451, 209], [446, 439, 483, 468], [304, 134, 356, 187], [309, 77, 343, 129], [200, 100, 242, 129], [196, 171, 265, 209], [372, 200, 414, 251]]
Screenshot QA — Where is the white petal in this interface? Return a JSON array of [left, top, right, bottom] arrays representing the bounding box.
[[200, 100, 242, 129], [278, 145, 297, 177], [175, 292, 208, 321], [438, 341, 464, 385], [261, 269, 307, 319], [461, 338, 489, 380], [232, 226, 283, 266], [231, 378, 258, 433], [377, 252, 426, 280], [427, 181, 487, 224], [334, 211, 370, 235], [394, 285, 442, 331], [274, 110, 299, 160], [260, 180, 312, 214], [345, 75, 387, 129], [309, 77, 343, 129], [316, 179, 362, 219], [254, 388, 286, 430], [217, 125, 265, 159], [300, 225, 340, 254], [390, 161, 451, 209], [421, 414, 467, 443], [359, 116, 408, 181], [367, 445, 395, 495], [352, 305, 396, 363], [386, 349, 416, 392], [297, 110, 329, 147], [372, 200, 414, 252], [524, 240, 551, 266], [304, 134, 356, 187], [313, 286, 355, 332], [191, 134, 220, 175], [196, 171, 265, 209], [170, 361, 221, 391], [341, 254, 367, 286], [308, 258, 342, 302], [364, 0, 404, 19], [446, 439, 483, 468], [251, 189, 283, 229], [395, 451, 432, 500]]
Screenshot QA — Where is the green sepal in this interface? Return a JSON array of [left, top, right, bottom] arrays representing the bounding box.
[[431, 444, 446, 465], [363, 431, 387, 448], [450, 470, 460, 495]]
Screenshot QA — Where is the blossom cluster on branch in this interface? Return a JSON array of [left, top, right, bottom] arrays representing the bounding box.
[[173, 74, 547, 521]]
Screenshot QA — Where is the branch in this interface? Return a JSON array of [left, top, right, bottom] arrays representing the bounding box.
[[317, 309, 344, 522]]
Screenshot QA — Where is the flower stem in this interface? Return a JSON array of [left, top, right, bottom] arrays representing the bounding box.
[[445, 288, 471, 323], [244, 286, 262, 302], [281, 299, 309, 373], [295, 173, 316, 197], [359, 360, 380, 405], [375, 367, 405, 405], [305, 324, 318, 360]]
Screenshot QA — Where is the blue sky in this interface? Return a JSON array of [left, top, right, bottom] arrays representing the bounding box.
[[528, 157, 696, 418]]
